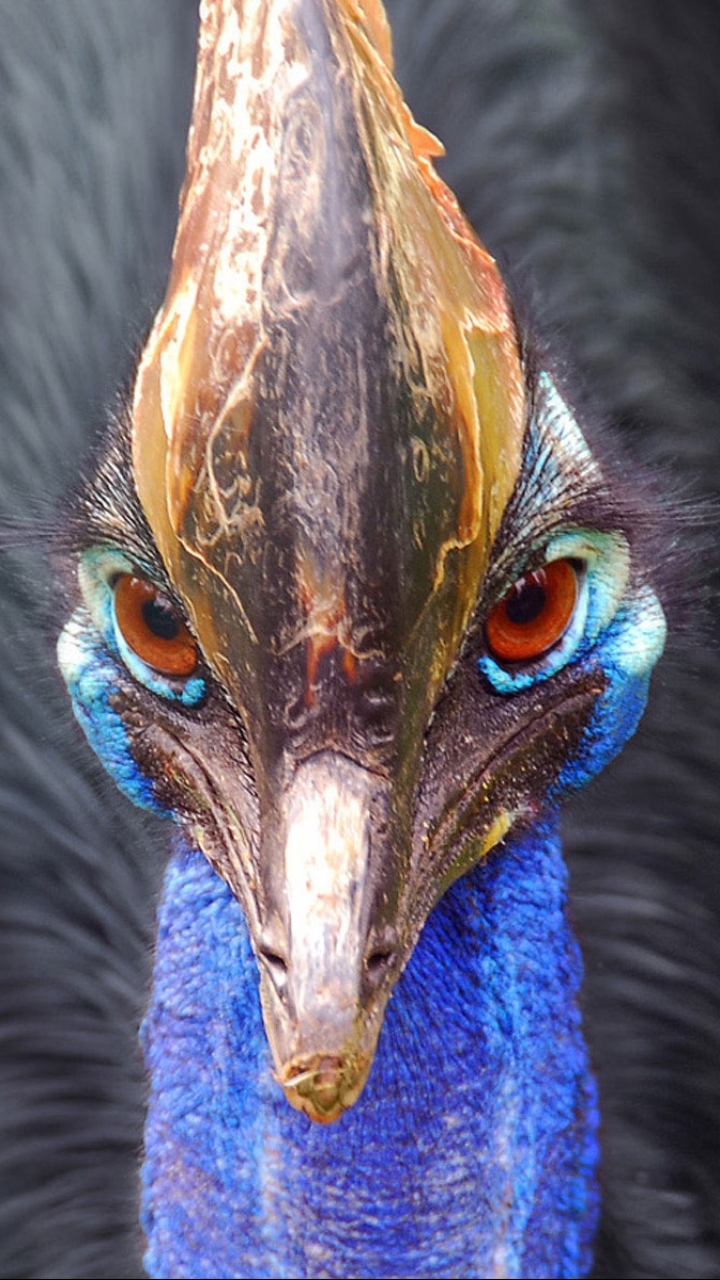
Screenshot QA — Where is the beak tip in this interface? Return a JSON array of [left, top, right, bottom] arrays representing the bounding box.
[[278, 1051, 370, 1125]]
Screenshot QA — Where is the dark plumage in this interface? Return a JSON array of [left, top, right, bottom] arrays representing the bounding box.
[[1, 2, 719, 1277]]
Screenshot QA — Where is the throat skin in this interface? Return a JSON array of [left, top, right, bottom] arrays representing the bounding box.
[[141, 816, 599, 1280]]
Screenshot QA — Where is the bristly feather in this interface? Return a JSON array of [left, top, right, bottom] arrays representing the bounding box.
[[390, 3, 720, 1273], [0, 5, 198, 1278], [1, 2, 719, 1277], [57, 409, 172, 602], [504, 331, 709, 646]]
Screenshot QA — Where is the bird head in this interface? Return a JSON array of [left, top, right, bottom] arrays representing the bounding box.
[[58, 0, 666, 1124]]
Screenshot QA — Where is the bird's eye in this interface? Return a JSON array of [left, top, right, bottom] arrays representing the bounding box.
[[113, 574, 199, 678], [485, 559, 578, 664]]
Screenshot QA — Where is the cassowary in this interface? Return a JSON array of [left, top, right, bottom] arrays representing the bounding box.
[[1, 2, 719, 1278]]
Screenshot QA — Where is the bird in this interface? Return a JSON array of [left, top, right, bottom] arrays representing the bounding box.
[[1, 2, 719, 1279]]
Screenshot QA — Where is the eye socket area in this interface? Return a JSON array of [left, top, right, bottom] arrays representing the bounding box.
[[484, 558, 579, 665], [113, 573, 199, 678]]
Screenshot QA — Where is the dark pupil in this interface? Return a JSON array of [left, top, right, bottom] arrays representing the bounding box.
[[504, 572, 547, 626], [141, 594, 181, 641]]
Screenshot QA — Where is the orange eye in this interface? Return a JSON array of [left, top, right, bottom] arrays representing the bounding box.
[[485, 558, 578, 664], [113, 574, 199, 678]]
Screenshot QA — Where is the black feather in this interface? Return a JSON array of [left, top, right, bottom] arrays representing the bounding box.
[[1, 2, 719, 1277]]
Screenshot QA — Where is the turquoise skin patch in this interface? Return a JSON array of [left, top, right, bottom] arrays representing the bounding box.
[[57, 606, 166, 814], [554, 582, 666, 797]]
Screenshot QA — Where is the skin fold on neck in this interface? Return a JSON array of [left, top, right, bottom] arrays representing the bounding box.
[[141, 813, 598, 1280]]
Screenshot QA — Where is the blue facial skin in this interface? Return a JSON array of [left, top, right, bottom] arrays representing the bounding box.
[[554, 584, 665, 796], [141, 821, 599, 1280], [58, 607, 164, 815], [57, 383, 666, 1278]]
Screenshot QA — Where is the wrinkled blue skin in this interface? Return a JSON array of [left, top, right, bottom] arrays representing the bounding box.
[[141, 823, 598, 1280], [58, 529, 663, 1278]]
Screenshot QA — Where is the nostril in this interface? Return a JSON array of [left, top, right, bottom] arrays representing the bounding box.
[[365, 947, 395, 983], [259, 947, 289, 995], [364, 923, 398, 987]]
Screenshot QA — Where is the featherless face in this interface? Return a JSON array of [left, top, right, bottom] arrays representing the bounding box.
[[58, 0, 666, 1125]]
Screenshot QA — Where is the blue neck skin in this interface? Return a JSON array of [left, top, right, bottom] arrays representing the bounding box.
[[141, 815, 598, 1280]]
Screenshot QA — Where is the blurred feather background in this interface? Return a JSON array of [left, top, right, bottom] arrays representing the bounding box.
[[0, 2, 718, 1276]]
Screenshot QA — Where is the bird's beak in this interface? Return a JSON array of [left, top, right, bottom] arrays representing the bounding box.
[[256, 752, 398, 1122], [130, 0, 527, 1121]]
